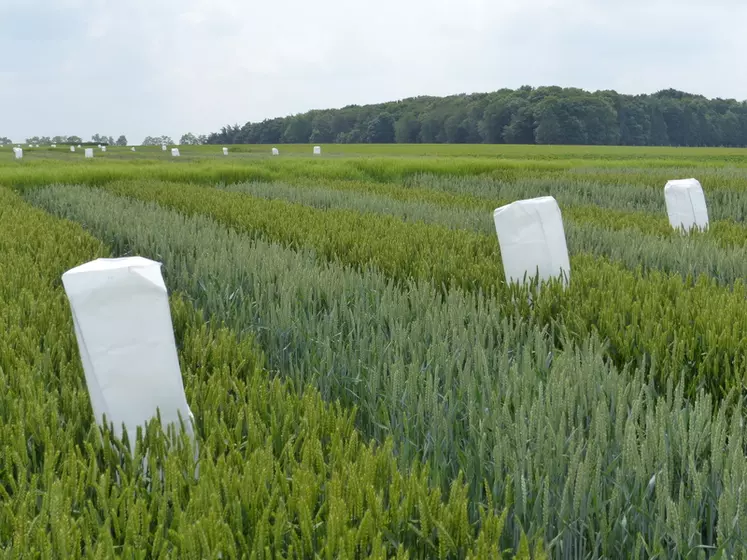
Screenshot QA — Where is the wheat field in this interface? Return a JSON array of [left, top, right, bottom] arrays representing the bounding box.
[[3, 143, 747, 558]]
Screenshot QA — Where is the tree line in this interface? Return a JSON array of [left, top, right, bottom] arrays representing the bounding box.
[[17, 134, 125, 146], [204, 86, 747, 147], [4, 134, 207, 146]]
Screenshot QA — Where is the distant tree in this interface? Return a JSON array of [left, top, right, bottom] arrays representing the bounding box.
[[581, 98, 620, 145], [618, 99, 651, 146], [418, 112, 446, 143], [67, 136, 83, 144], [362, 113, 393, 143], [533, 100, 564, 144], [198, 134, 208, 145], [394, 114, 421, 143], [91, 133, 108, 144], [502, 102, 535, 144], [142, 135, 174, 146], [116, 135, 128, 146], [203, 85, 747, 147], [331, 113, 354, 137], [661, 101, 686, 146], [180, 132, 199, 145], [282, 115, 313, 143], [51, 135, 68, 144], [721, 110, 742, 147], [444, 112, 470, 143], [237, 122, 259, 143], [479, 98, 518, 143], [648, 105, 669, 146], [258, 119, 284, 144], [0, 136, 11, 144], [310, 114, 334, 143]]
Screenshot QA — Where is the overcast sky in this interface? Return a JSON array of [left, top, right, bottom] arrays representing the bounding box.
[[1, 0, 745, 144]]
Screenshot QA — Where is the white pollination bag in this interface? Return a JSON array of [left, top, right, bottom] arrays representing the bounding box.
[[222, 147, 228, 155], [13, 147, 22, 159], [70, 146, 76, 152], [101, 146, 107, 152], [171, 148, 180, 157], [272, 147, 279, 156], [664, 178, 709, 232], [131, 147, 136, 152], [162, 145, 167, 151], [51, 144, 56, 148], [493, 196, 570, 286], [85, 148, 94, 158], [61, 257, 195, 451], [313, 145, 321, 155]]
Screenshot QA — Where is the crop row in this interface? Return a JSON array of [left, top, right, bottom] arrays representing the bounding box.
[[1, 186, 536, 558], [219, 180, 747, 286], [214, 173, 747, 248], [6, 152, 747, 197], [409, 172, 747, 222], [25, 184, 747, 557], [35, 180, 747, 399]]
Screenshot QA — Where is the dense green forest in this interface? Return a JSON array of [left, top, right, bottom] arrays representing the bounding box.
[[206, 86, 747, 147]]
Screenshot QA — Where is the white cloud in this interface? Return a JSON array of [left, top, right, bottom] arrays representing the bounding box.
[[1, 0, 745, 143]]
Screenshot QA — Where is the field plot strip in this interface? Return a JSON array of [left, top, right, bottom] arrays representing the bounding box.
[[220, 180, 747, 285], [39, 181, 747, 399], [213, 172, 747, 249], [26, 183, 747, 557], [1, 186, 524, 558]]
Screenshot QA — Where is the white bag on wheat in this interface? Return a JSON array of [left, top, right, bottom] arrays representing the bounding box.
[[664, 178, 708, 232], [493, 196, 570, 286], [61, 257, 195, 448]]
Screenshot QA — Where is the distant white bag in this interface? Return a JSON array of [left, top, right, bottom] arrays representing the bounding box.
[[70, 146, 76, 152], [171, 148, 180, 157], [313, 146, 321, 155], [272, 147, 279, 156], [162, 145, 167, 151], [131, 147, 136, 152], [51, 144, 56, 148], [13, 147, 22, 159], [101, 146, 107, 152], [222, 147, 228, 155], [85, 148, 94, 158], [78, 144, 82, 148], [493, 196, 570, 286], [61, 257, 195, 450], [664, 178, 709, 232]]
